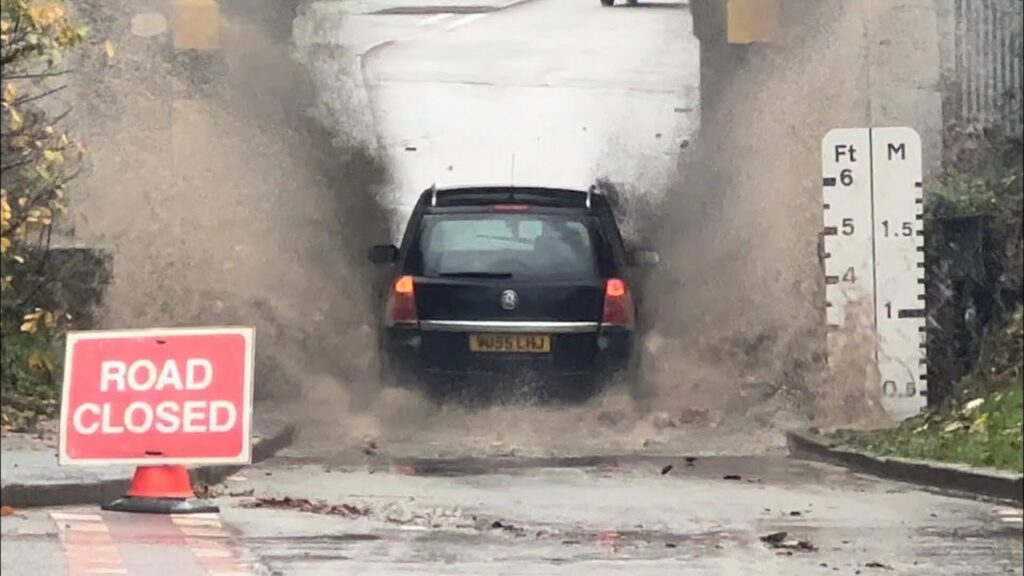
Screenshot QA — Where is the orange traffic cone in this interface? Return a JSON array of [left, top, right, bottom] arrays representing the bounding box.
[[103, 465, 219, 514]]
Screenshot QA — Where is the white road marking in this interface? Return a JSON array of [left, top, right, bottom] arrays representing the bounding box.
[[171, 516, 223, 527], [50, 512, 104, 522], [67, 522, 111, 533], [175, 512, 221, 521], [995, 507, 1023, 524], [416, 14, 454, 27], [52, 511, 127, 576], [178, 526, 232, 538], [176, 515, 257, 576], [445, 14, 487, 31]]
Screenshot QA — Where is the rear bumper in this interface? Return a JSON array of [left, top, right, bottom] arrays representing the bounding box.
[[382, 323, 634, 382]]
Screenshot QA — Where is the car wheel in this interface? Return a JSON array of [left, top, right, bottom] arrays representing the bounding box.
[[601, 0, 614, 6]]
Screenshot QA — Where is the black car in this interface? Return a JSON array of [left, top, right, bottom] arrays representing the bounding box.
[[368, 185, 658, 402]]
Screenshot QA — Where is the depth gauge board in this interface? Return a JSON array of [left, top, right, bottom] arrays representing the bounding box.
[[822, 127, 926, 419]]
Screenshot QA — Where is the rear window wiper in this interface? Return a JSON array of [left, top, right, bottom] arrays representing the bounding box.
[[475, 234, 533, 245], [438, 271, 514, 279]]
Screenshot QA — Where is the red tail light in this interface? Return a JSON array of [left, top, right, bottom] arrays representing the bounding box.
[[602, 278, 635, 328], [493, 204, 530, 212], [386, 275, 418, 326]]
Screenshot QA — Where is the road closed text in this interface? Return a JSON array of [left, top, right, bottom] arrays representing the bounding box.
[[70, 358, 237, 435], [61, 328, 253, 465]]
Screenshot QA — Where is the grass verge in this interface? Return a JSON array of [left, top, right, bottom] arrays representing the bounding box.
[[832, 376, 1023, 473]]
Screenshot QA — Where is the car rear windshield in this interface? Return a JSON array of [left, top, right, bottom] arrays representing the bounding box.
[[407, 212, 606, 281]]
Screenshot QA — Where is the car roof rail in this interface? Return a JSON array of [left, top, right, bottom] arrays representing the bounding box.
[[586, 184, 597, 209], [429, 183, 438, 207]]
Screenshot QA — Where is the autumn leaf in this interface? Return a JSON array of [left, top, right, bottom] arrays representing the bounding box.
[[1, 82, 16, 104], [42, 149, 64, 164], [104, 39, 116, 59], [970, 413, 989, 434], [27, 351, 52, 372], [8, 106, 23, 130], [19, 309, 55, 333], [943, 420, 965, 433], [0, 190, 11, 227], [26, 3, 66, 27]]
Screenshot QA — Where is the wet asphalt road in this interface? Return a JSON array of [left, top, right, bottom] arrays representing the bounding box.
[[220, 454, 1024, 575], [2, 455, 1022, 575]]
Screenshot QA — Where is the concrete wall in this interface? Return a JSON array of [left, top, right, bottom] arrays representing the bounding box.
[[692, 0, 947, 175]]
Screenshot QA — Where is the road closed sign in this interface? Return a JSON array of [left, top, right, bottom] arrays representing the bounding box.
[[59, 327, 254, 466]]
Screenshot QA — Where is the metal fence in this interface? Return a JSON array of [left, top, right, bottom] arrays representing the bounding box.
[[950, 0, 1024, 137]]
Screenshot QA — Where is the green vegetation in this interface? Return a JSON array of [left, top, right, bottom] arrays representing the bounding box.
[[1, 0, 85, 430], [834, 371, 1023, 472]]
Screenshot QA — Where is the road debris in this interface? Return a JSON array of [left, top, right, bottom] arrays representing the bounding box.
[[362, 438, 379, 456], [660, 464, 673, 475], [244, 496, 365, 518], [490, 520, 526, 537], [723, 474, 742, 481], [193, 483, 222, 499], [864, 561, 893, 570], [684, 456, 697, 465], [598, 530, 619, 546], [760, 531, 817, 554], [228, 488, 255, 498], [378, 502, 474, 529]]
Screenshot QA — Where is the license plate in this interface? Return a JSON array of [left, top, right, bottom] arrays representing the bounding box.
[[469, 334, 551, 353]]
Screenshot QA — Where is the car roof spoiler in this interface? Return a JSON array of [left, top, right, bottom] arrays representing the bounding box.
[[424, 185, 605, 210]]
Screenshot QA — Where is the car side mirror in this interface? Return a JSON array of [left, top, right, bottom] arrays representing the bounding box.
[[629, 249, 660, 267], [368, 244, 398, 264]]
